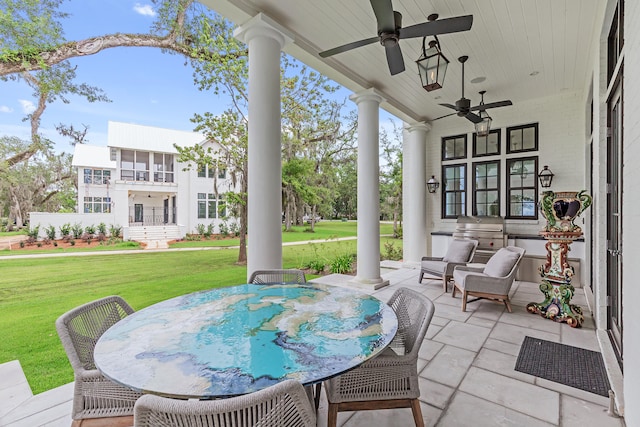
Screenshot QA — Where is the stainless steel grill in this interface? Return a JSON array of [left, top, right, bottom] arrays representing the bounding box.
[[452, 216, 506, 252]]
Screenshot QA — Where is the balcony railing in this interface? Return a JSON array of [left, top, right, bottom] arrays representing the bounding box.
[[129, 207, 176, 226]]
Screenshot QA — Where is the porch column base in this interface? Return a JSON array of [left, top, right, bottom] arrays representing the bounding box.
[[348, 277, 390, 290]]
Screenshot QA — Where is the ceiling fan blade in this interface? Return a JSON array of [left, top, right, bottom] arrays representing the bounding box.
[[319, 36, 380, 58], [465, 112, 483, 124], [370, 0, 396, 32], [431, 112, 457, 121], [471, 100, 513, 111], [399, 15, 473, 39], [439, 103, 459, 111], [385, 43, 405, 75]]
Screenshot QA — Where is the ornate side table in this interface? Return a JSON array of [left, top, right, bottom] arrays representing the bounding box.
[[527, 191, 592, 328]]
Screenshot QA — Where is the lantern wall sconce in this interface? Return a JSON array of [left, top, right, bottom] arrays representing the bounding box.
[[538, 165, 554, 188], [416, 34, 449, 92], [427, 175, 440, 193]]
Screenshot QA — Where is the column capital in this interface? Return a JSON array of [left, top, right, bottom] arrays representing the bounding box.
[[234, 13, 294, 49], [349, 88, 385, 106], [405, 121, 431, 133]]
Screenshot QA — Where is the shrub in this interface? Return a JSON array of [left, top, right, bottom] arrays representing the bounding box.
[[42, 237, 51, 245], [71, 223, 83, 239], [195, 223, 206, 236], [329, 254, 353, 274], [45, 225, 57, 241], [26, 225, 40, 240], [84, 225, 96, 236], [109, 224, 122, 238], [59, 223, 71, 240], [219, 221, 229, 237], [204, 224, 214, 238], [382, 241, 403, 261], [69, 239, 76, 246], [97, 222, 107, 236], [308, 259, 325, 274], [229, 221, 239, 237], [19, 241, 25, 248]]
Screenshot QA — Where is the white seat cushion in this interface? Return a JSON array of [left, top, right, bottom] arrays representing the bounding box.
[[420, 260, 446, 275], [453, 269, 488, 289]]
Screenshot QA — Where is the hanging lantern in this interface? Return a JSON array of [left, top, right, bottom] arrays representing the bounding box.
[[416, 39, 449, 92]]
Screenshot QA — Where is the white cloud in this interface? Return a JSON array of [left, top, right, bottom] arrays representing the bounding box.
[[0, 105, 13, 113], [18, 99, 35, 114], [133, 3, 156, 17]]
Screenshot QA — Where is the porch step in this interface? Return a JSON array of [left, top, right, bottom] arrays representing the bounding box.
[[0, 360, 73, 427], [128, 225, 180, 242], [0, 361, 32, 418]]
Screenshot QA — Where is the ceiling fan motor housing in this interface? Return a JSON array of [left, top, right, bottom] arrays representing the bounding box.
[[456, 97, 471, 114]]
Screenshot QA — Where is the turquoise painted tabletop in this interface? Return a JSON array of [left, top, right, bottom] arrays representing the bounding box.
[[94, 283, 398, 399]]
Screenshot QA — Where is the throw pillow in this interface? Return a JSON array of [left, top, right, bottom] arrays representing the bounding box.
[[484, 248, 520, 277], [443, 240, 475, 263]]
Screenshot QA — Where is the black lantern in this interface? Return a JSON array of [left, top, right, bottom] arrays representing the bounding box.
[[416, 38, 449, 92], [427, 175, 440, 193], [475, 111, 492, 136], [538, 165, 554, 188], [474, 91, 492, 136]]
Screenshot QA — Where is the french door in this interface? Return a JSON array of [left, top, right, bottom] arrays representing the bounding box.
[[607, 82, 623, 363]]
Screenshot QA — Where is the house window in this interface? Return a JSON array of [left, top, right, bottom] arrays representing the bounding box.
[[83, 169, 111, 184], [442, 164, 466, 218], [473, 129, 500, 157], [218, 168, 227, 179], [442, 134, 467, 160], [121, 150, 149, 181], [507, 123, 538, 153], [506, 157, 538, 219], [83, 197, 111, 213], [197, 164, 217, 178], [473, 161, 500, 216], [197, 193, 226, 219], [153, 153, 174, 183]]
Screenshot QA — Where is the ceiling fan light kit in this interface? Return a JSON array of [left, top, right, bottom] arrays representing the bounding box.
[[474, 90, 492, 136], [417, 37, 449, 92], [434, 56, 513, 128]]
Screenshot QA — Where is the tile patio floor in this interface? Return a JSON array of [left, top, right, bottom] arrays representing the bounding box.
[[1, 264, 626, 426]]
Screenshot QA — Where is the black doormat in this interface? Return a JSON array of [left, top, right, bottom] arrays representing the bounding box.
[[515, 336, 611, 397]]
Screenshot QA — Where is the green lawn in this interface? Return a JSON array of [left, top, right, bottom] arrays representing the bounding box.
[[0, 229, 401, 394]]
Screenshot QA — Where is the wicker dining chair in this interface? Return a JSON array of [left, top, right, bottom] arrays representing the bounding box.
[[56, 295, 142, 426], [133, 379, 316, 427], [323, 287, 435, 427], [248, 269, 307, 285]]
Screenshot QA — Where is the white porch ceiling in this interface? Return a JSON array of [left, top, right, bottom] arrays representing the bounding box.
[[200, 0, 604, 125]]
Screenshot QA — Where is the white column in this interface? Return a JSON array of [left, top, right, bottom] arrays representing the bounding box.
[[349, 89, 389, 290], [402, 122, 430, 266], [234, 14, 293, 280]]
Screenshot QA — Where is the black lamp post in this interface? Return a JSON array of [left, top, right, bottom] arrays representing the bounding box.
[[538, 165, 554, 188], [427, 175, 440, 193], [416, 37, 449, 92]]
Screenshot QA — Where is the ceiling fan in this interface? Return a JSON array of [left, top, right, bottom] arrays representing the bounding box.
[[318, 0, 473, 76], [434, 56, 513, 123]]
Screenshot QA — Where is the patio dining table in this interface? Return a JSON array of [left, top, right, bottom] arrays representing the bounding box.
[[93, 283, 398, 400]]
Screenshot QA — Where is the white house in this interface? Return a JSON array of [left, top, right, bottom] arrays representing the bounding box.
[[30, 121, 239, 241]]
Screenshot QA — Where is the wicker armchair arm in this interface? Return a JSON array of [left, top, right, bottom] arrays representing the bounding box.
[[421, 256, 444, 261], [453, 265, 485, 273]]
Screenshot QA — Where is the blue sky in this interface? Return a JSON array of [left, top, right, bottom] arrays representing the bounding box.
[[0, 1, 363, 155]]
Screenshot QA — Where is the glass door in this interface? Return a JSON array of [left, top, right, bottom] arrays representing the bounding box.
[[607, 82, 623, 363], [134, 204, 144, 223]]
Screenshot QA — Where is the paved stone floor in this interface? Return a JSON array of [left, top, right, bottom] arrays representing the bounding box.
[[311, 266, 625, 427], [1, 265, 626, 426]]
